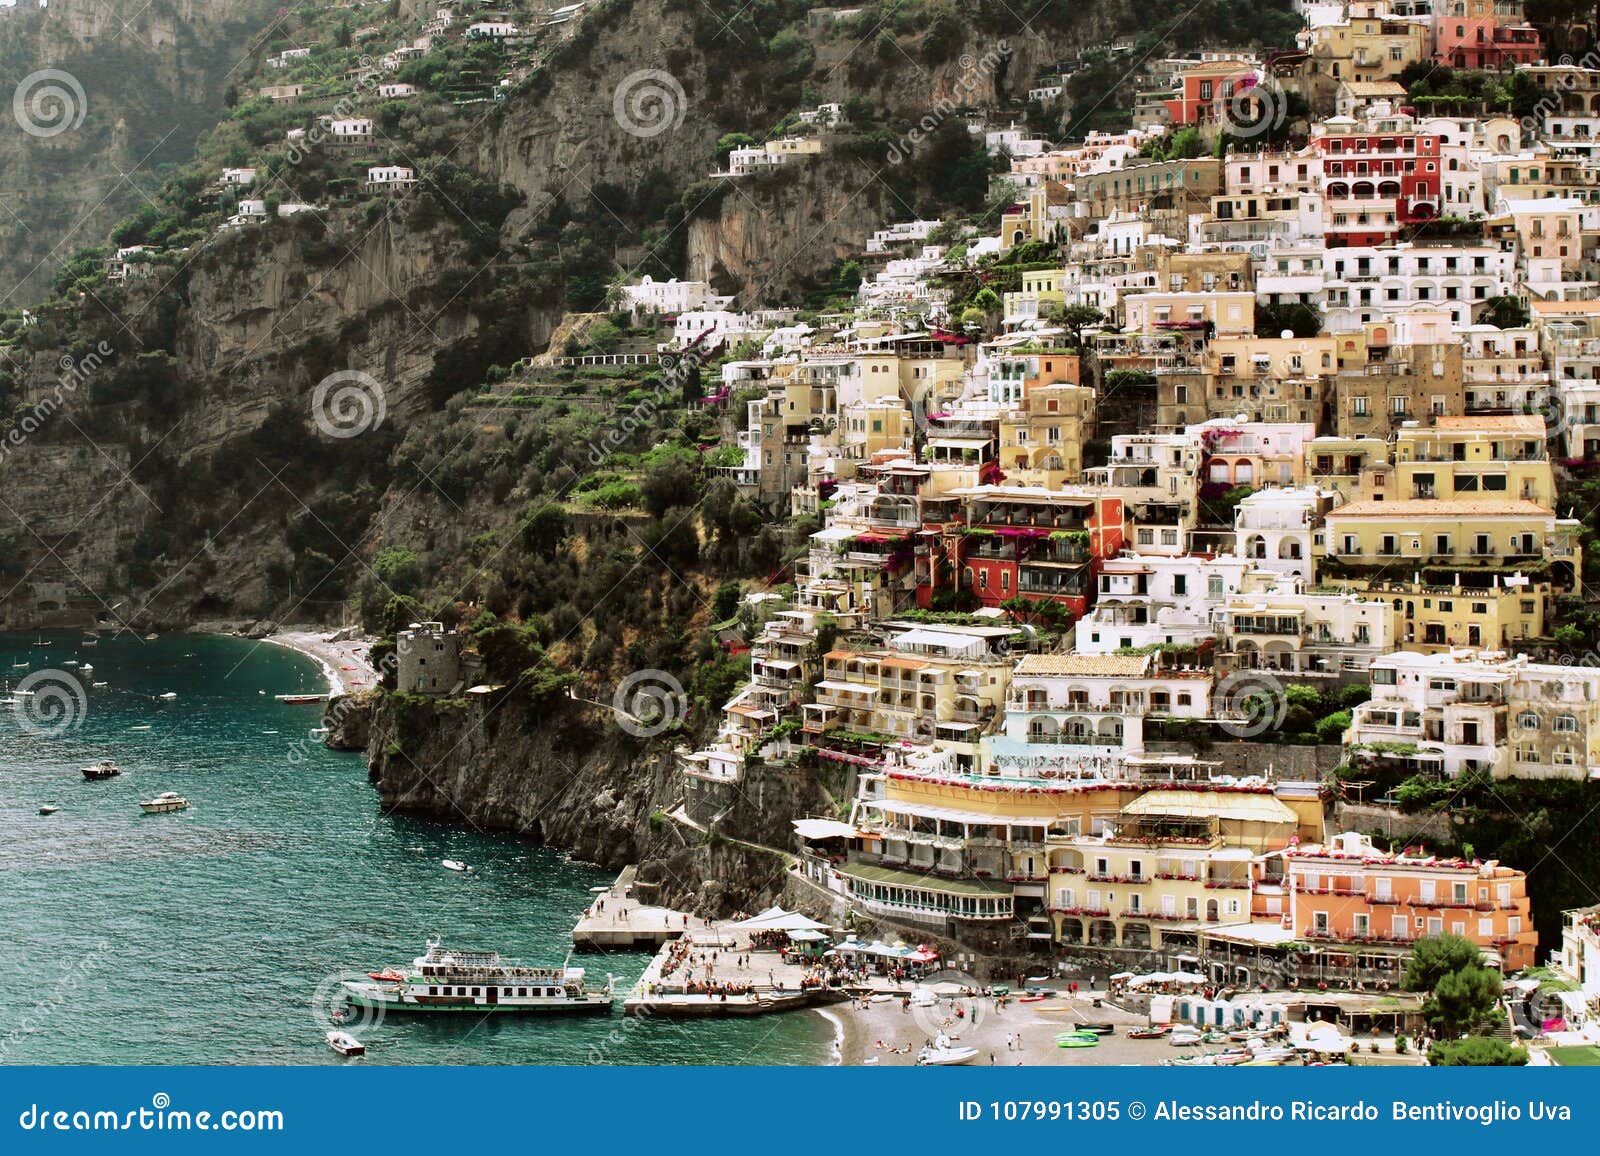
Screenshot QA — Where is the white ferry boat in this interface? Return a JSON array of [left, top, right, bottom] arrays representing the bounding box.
[[342, 940, 613, 1015]]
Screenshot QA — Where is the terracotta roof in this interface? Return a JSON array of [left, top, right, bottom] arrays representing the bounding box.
[[879, 656, 930, 670], [1013, 654, 1152, 677], [1328, 499, 1552, 518]]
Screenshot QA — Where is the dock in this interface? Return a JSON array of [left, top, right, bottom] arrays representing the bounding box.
[[571, 866, 692, 950]]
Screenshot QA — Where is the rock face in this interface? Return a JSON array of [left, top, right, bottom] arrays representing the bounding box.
[[0, 0, 281, 299], [322, 693, 373, 752], [362, 690, 852, 915]]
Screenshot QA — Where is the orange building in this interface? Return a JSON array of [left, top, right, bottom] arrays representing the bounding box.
[[1274, 832, 1536, 972]]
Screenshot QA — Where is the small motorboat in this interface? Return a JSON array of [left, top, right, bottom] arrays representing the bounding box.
[[1075, 1022, 1116, 1035], [38, 804, 60, 815], [157, 692, 178, 701], [139, 792, 189, 814], [916, 1034, 978, 1066], [367, 969, 405, 983], [442, 859, 470, 873], [1056, 1032, 1099, 1048], [275, 693, 325, 704], [144, 633, 159, 640], [326, 1030, 365, 1057], [1169, 1028, 1204, 1047], [1128, 1025, 1170, 1039], [129, 725, 151, 731], [81, 761, 122, 781]]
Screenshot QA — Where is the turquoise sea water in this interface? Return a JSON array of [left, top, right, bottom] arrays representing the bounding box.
[[0, 632, 831, 1065]]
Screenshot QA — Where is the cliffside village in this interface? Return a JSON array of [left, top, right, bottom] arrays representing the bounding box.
[[340, 1, 1600, 1016], [640, 1, 1600, 1003]]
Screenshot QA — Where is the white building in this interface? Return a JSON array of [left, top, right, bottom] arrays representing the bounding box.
[[366, 165, 417, 188], [619, 276, 729, 318], [328, 117, 374, 143], [1233, 487, 1333, 585]]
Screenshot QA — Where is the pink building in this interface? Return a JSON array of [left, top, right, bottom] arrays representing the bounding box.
[[1433, 0, 1542, 70]]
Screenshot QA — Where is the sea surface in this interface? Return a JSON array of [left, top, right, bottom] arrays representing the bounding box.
[[0, 632, 832, 1065]]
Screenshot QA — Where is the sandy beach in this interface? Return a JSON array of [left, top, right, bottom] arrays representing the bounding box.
[[260, 628, 378, 695], [831, 988, 1169, 1066]]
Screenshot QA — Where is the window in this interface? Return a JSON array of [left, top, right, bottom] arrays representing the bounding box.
[[1174, 575, 1187, 595], [1554, 714, 1578, 733]]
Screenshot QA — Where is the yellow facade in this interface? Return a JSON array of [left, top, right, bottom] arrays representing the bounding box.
[[1394, 416, 1555, 508]]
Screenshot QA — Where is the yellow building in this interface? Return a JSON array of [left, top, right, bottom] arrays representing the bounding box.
[[1394, 415, 1555, 507], [1305, 435, 1393, 503], [1048, 787, 1316, 951], [1002, 268, 1066, 328], [1122, 291, 1255, 337]]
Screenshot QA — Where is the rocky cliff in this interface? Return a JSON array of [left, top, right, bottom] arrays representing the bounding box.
[[0, 0, 280, 301]]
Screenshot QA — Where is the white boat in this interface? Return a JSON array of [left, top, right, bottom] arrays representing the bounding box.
[[1169, 1028, 1204, 1047], [81, 761, 122, 781], [38, 804, 60, 815], [442, 859, 470, 873], [139, 792, 189, 814], [144, 633, 158, 640], [341, 940, 614, 1016], [158, 692, 178, 701], [916, 1034, 979, 1066], [325, 1030, 365, 1057], [129, 725, 151, 731], [0, 696, 18, 707]]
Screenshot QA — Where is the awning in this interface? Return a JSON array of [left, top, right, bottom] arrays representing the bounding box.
[[1122, 790, 1297, 824], [792, 818, 859, 841], [786, 929, 830, 942], [729, 906, 832, 931]]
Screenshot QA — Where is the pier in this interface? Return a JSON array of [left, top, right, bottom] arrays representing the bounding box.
[[571, 866, 691, 949]]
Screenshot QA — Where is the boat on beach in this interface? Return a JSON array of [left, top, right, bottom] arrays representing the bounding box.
[[139, 792, 189, 814], [917, 1033, 979, 1066], [81, 761, 122, 781], [340, 940, 614, 1015]]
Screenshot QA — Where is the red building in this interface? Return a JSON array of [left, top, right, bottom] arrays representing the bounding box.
[[916, 487, 1125, 617], [1316, 126, 1441, 246]]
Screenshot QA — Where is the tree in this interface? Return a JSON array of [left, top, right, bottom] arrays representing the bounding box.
[[1482, 295, 1531, 329], [1429, 1037, 1527, 1066], [372, 546, 421, 593], [1047, 303, 1106, 349], [1404, 934, 1502, 1038], [714, 132, 757, 163], [1403, 934, 1485, 993], [520, 503, 571, 555], [1424, 963, 1503, 1037], [711, 580, 742, 623]]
